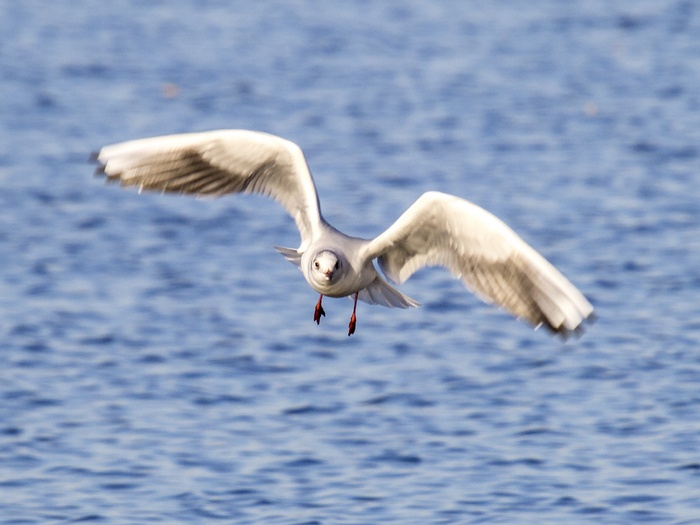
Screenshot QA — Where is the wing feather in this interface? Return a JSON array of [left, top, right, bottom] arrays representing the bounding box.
[[364, 191, 594, 337], [94, 130, 324, 249]]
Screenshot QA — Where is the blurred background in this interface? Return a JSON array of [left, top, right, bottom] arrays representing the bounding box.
[[1, 1, 699, 523]]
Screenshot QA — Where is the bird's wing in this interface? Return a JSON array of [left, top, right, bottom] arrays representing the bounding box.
[[94, 129, 324, 250], [363, 191, 594, 336]]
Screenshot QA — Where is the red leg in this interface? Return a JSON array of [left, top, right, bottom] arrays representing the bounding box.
[[313, 294, 325, 325], [348, 292, 359, 336]]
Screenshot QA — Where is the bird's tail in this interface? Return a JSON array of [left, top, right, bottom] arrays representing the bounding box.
[[357, 276, 420, 309], [274, 245, 303, 268]]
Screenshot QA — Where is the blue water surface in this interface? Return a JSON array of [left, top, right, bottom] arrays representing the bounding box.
[[1, 1, 700, 523]]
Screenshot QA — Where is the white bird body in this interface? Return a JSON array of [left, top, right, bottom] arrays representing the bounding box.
[[94, 129, 594, 337]]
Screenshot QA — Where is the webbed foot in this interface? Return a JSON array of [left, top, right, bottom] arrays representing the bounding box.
[[314, 295, 325, 325]]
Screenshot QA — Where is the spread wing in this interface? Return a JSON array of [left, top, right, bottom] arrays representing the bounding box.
[[363, 191, 594, 337], [93, 129, 324, 250]]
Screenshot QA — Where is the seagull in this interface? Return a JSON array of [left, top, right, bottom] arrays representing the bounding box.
[[93, 129, 594, 337]]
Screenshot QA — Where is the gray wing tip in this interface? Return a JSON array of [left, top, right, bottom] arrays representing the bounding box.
[[89, 150, 100, 163], [90, 149, 126, 184], [90, 150, 108, 177], [545, 310, 597, 341]]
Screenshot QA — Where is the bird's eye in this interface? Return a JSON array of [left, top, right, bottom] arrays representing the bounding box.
[[314, 261, 320, 269], [334, 261, 340, 270]]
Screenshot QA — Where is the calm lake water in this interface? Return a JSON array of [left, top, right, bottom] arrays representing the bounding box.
[[1, 1, 700, 523]]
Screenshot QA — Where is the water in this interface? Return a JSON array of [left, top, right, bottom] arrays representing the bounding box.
[[1, 1, 700, 523]]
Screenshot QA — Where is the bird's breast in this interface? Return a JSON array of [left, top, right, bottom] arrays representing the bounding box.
[[305, 266, 375, 299], [307, 277, 356, 298]]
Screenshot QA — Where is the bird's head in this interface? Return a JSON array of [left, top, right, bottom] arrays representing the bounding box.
[[309, 250, 342, 286]]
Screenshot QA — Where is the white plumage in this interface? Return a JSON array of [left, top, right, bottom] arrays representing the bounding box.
[[94, 129, 594, 337]]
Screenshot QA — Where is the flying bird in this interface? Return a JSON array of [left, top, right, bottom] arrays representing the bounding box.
[[93, 130, 594, 337]]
